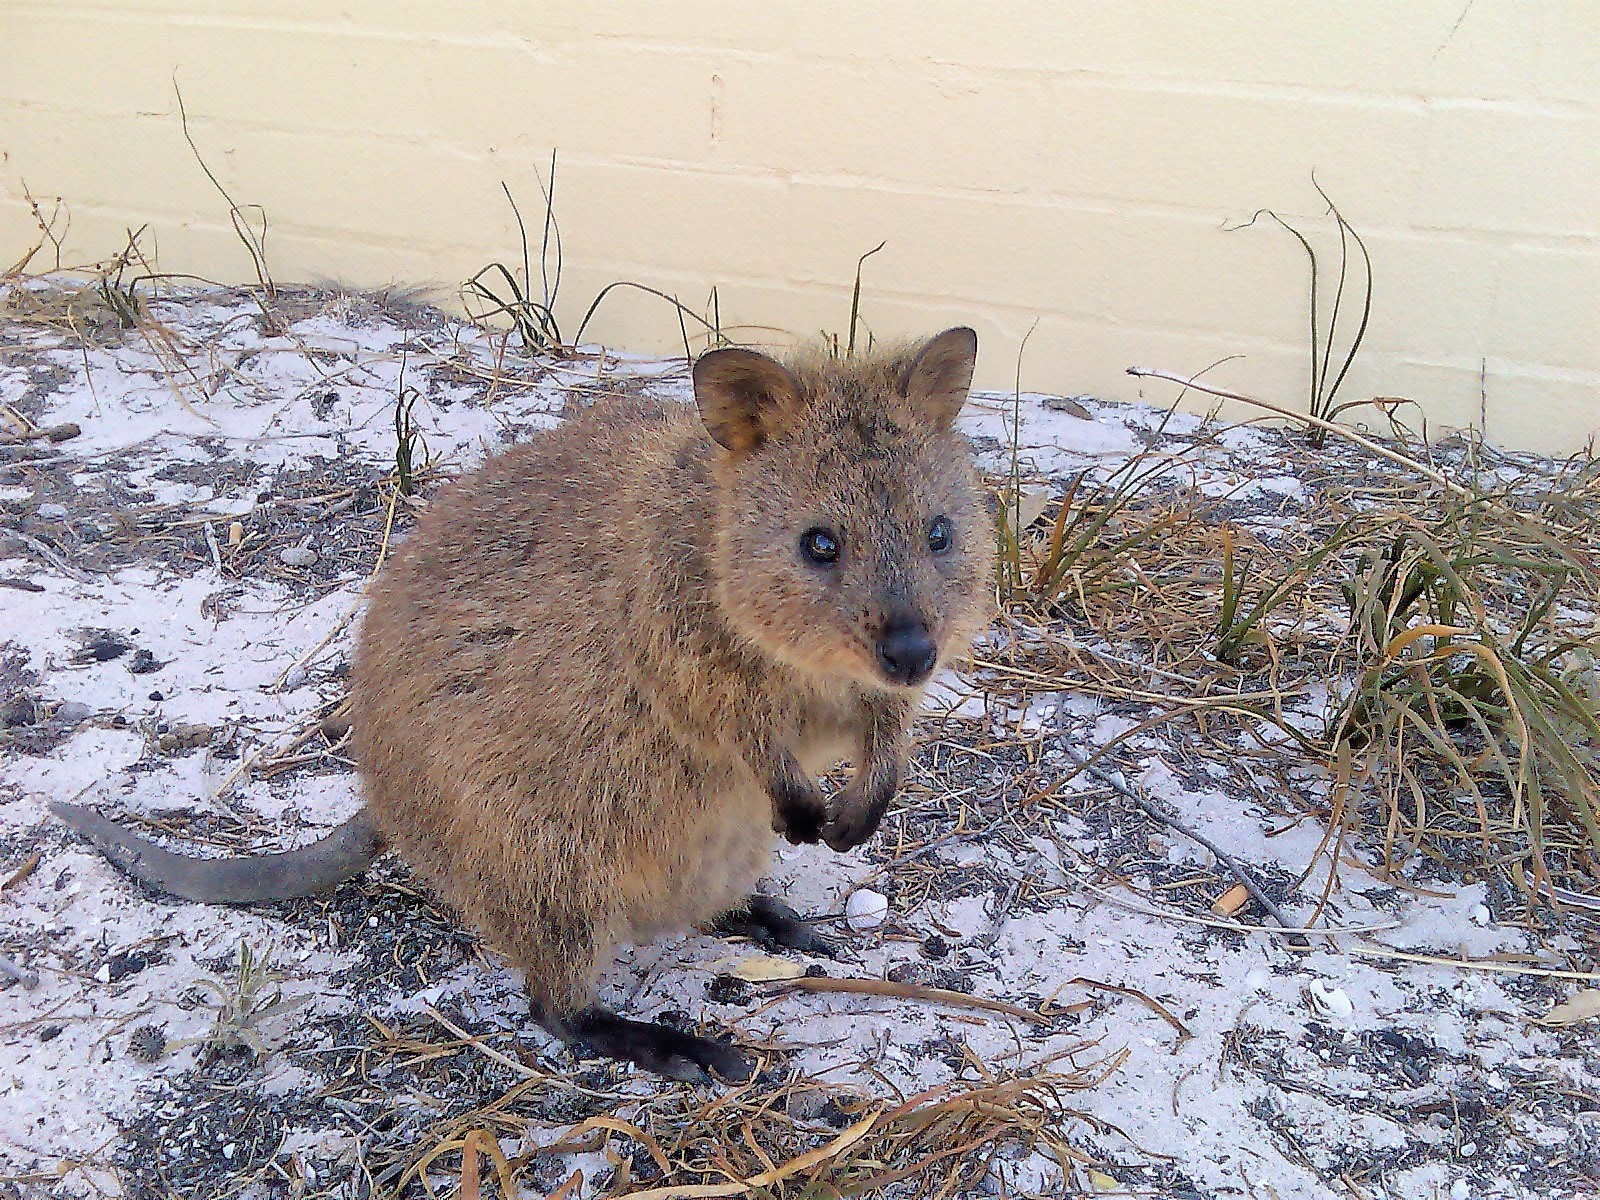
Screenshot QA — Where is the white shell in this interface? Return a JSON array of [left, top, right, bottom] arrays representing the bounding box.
[[1307, 978, 1355, 1019], [844, 888, 888, 931]]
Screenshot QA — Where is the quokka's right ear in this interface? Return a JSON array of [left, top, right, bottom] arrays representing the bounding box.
[[899, 326, 978, 428], [692, 347, 805, 453]]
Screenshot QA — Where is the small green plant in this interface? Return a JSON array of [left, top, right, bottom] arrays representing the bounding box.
[[843, 240, 885, 358], [1002, 452, 1205, 612], [1214, 511, 1370, 663], [463, 160, 565, 356], [94, 226, 148, 330], [169, 942, 311, 1063], [997, 404, 1221, 614], [176, 83, 275, 302], [464, 153, 729, 361], [393, 381, 427, 497], [1234, 177, 1372, 448]]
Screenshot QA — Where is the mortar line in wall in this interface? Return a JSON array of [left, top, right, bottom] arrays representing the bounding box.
[[18, 166, 1597, 274], [13, 101, 1590, 254], [11, 2, 1591, 119], [584, 36, 1598, 120]]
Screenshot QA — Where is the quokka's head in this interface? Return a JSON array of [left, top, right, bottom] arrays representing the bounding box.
[[693, 327, 994, 693]]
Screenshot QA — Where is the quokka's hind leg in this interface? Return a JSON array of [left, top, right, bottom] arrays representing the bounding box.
[[500, 894, 754, 1084], [711, 893, 839, 958], [535, 1000, 753, 1084]]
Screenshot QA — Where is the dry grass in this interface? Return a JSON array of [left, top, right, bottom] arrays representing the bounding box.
[[990, 397, 1600, 913], [356, 1018, 1130, 1199]]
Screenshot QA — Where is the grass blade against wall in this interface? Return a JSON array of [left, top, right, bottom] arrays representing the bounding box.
[[175, 84, 275, 303], [1232, 178, 1372, 448], [462, 168, 565, 356]]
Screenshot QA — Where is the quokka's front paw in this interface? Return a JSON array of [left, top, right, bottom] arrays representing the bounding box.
[[769, 775, 828, 845], [819, 787, 879, 852]]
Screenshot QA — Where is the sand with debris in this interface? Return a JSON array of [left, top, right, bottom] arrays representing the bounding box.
[[1, 284, 1596, 1199]]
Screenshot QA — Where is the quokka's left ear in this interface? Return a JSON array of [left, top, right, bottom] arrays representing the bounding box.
[[692, 346, 806, 454], [899, 327, 978, 428]]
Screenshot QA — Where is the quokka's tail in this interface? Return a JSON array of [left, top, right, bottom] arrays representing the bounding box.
[[50, 802, 382, 903]]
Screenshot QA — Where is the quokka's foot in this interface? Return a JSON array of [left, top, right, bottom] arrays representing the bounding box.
[[565, 1007, 753, 1084], [712, 893, 840, 958]]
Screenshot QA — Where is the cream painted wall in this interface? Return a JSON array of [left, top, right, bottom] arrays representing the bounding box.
[[2, 2, 1596, 453]]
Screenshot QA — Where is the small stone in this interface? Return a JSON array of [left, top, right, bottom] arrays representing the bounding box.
[[94, 963, 112, 983], [280, 665, 308, 691], [74, 631, 132, 663], [784, 1088, 830, 1122], [54, 701, 91, 724], [886, 962, 973, 992], [279, 545, 318, 568], [148, 691, 164, 702], [1450, 1179, 1471, 1200], [156, 723, 213, 754], [36, 503, 68, 521], [844, 888, 888, 931], [1043, 395, 1094, 420], [127, 648, 161, 675], [920, 933, 949, 959], [38, 1025, 62, 1043], [886, 962, 926, 986], [104, 949, 156, 981], [1470, 903, 1491, 926]]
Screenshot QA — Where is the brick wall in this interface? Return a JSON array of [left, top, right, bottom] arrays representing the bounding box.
[[2, 1, 1596, 452]]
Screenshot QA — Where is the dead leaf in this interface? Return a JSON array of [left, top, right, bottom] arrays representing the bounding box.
[[460, 1130, 482, 1200], [1043, 395, 1094, 420], [1011, 485, 1052, 532], [726, 954, 807, 983], [1534, 988, 1600, 1027]]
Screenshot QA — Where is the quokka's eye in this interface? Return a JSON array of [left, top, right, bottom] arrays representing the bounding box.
[[928, 516, 954, 555], [800, 527, 840, 565]]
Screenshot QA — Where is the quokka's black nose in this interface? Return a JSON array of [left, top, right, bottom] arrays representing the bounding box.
[[876, 616, 937, 686]]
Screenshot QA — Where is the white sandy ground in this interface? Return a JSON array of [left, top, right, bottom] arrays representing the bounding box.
[[0, 286, 1594, 1198]]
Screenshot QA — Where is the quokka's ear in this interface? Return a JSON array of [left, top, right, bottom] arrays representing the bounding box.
[[899, 326, 978, 427], [692, 347, 805, 453]]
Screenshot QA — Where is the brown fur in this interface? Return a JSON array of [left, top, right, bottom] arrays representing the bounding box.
[[348, 329, 993, 1020]]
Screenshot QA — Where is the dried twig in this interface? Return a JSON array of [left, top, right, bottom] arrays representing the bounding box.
[[1347, 944, 1600, 983], [1057, 741, 1312, 947], [766, 975, 1048, 1025]]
